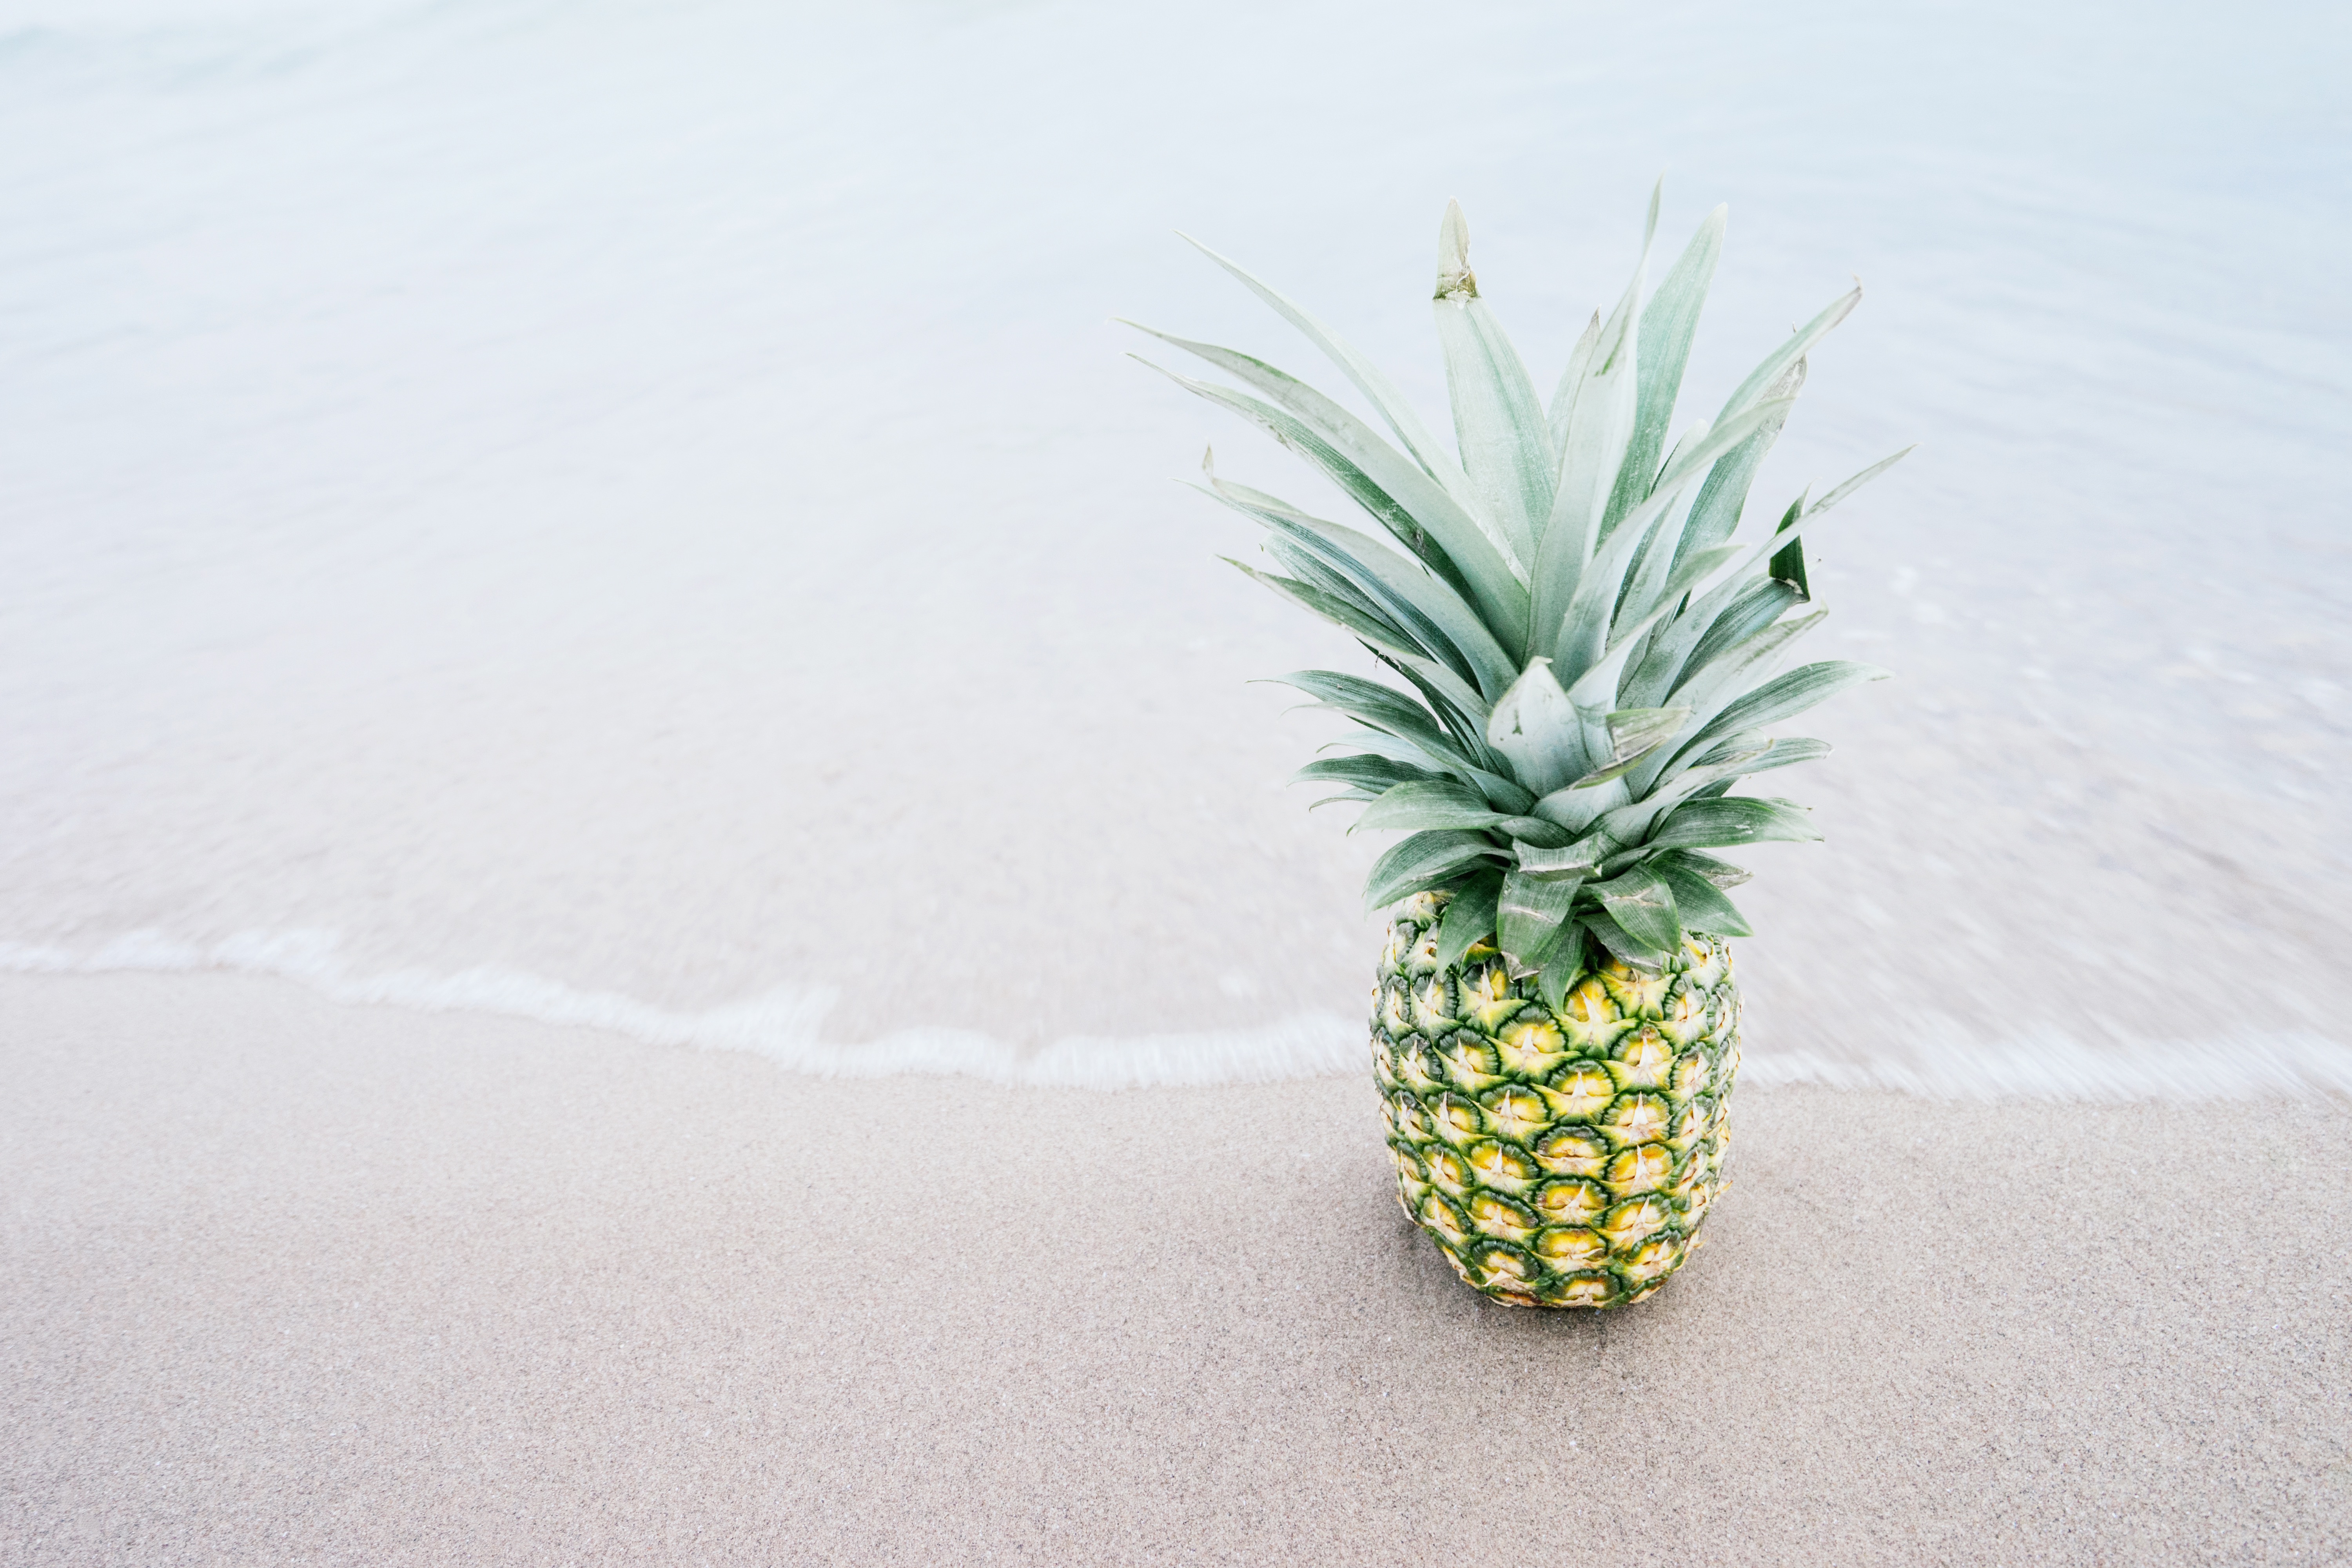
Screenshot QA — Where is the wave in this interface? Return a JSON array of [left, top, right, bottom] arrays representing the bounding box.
[[0, 930, 1364, 1089], [5, 929, 2350, 1101], [1739, 1035, 2352, 1102]]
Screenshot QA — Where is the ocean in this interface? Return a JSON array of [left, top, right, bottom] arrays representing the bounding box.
[[4, 0, 2348, 1096]]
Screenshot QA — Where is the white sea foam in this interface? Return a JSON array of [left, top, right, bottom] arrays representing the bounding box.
[[0, 933, 1366, 1089], [1739, 1037, 2352, 1103], [8, 933, 2349, 1101]]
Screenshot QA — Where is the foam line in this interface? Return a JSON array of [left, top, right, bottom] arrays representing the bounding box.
[[0, 931, 1364, 1089], [1740, 1038, 2352, 1102], [5, 930, 2350, 1100]]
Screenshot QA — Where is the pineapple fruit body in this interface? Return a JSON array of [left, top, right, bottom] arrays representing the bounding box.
[[1375, 891, 1740, 1308]]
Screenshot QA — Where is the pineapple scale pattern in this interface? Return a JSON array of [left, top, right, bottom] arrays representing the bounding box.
[[1374, 891, 1742, 1308]]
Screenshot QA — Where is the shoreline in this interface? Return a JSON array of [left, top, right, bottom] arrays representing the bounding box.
[[7, 939, 2351, 1102], [6, 970, 2348, 1564]]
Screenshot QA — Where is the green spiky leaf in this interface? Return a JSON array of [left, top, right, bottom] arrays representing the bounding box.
[[1141, 193, 1907, 956], [1768, 535, 1810, 601], [1293, 754, 1445, 791], [1178, 234, 1468, 497], [1364, 831, 1506, 911], [1484, 659, 1586, 795], [1537, 931, 1590, 1011], [1589, 866, 1682, 952], [1141, 360, 1530, 646], [1651, 847, 1753, 889], [1565, 706, 1691, 789], [1646, 796, 1822, 851], [1651, 857, 1753, 937], [1432, 201, 1551, 563], [1580, 911, 1664, 969], [1435, 873, 1505, 972], [1498, 870, 1583, 974], [1669, 661, 1889, 768], [1355, 779, 1511, 835], [1513, 830, 1614, 881], [1601, 204, 1726, 535]]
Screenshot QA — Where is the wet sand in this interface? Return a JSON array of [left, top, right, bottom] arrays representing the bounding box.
[[6, 972, 2347, 1565]]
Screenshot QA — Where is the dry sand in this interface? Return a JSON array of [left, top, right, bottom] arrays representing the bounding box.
[[5, 972, 2348, 1566]]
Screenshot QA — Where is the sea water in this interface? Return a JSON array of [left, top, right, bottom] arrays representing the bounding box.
[[3, 0, 2348, 1096]]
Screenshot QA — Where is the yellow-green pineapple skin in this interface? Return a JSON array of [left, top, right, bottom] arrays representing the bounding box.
[[1374, 890, 1741, 1308]]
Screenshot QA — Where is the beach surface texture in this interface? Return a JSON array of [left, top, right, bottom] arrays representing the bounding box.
[[4, 0, 2350, 1561], [9, 973, 2350, 1566]]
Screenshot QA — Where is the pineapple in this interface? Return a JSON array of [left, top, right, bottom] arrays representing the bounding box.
[[1131, 188, 1906, 1307]]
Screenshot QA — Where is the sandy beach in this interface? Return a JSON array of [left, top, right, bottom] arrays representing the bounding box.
[[7, 971, 2346, 1565]]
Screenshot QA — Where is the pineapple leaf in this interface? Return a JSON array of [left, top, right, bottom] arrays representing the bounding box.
[[1606, 705, 1692, 758], [1563, 755, 1646, 791], [1734, 445, 1917, 576], [1178, 234, 1470, 498], [1578, 911, 1663, 969], [1271, 669, 1463, 763], [1293, 755, 1445, 790], [1195, 474, 1516, 697], [1652, 857, 1754, 938], [1434, 873, 1504, 973], [1622, 563, 1779, 715], [1467, 771, 1540, 815], [1625, 611, 1831, 800], [1588, 866, 1682, 953], [1484, 658, 1588, 795], [1577, 542, 1748, 708], [1600, 744, 1762, 842], [1666, 609, 1831, 740], [1548, 399, 1793, 682], [1667, 577, 1807, 699], [1261, 536, 1394, 620], [1512, 829, 1615, 880], [1432, 201, 1552, 564], [1329, 728, 1474, 778], [1717, 284, 1860, 423], [1812, 445, 1917, 515], [1612, 452, 1706, 628], [1564, 705, 1690, 788], [1498, 870, 1584, 974], [1140, 360, 1529, 644], [1668, 660, 1889, 770], [1225, 559, 1411, 652], [1650, 847, 1753, 889], [1536, 936, 1588, 1012], [1674, 362, 1805, 569], [1354, 779, 1510, 835], [1644, 795, 1822, 851], [1493, 815, 1575, 848], [1595, 737, 1829, 831], [1330, 728, 1535, 814], [1768, 535, 1810, 601], [1602, 203, 1727, 535], [1365, 642, 1494, 735], [1365, 831, 1508, 911], [1131, 326, 1525, 580], [1698, 735, 1831, 777], [1544, 183, 1658, 562], [1545, 311, 1604, 456], [1535, 345, 1638, 653]]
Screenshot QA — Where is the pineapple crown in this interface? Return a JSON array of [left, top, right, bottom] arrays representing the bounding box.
[[1127, 185, 1909, 1008]]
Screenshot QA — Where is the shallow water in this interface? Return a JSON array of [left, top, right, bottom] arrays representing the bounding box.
[[4, 0, 2348, 1095]]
